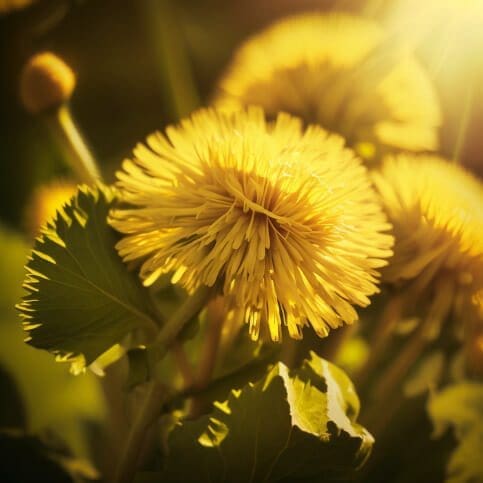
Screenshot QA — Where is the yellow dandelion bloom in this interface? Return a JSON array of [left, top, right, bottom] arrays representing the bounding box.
[[110, 107, 393, 341], [373, 155, 483, 325], [24, 180, 77, 236], [214, 13, 441, 164]]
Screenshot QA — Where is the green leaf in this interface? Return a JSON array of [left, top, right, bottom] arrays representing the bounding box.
[[159, 352, 373, 482], [18, 185, 157, 371], [428, 382, 483, 483], [0, 225, 105, 459]]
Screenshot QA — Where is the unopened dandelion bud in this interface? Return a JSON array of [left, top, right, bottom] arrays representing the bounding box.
[[20, 52, 76, 115]]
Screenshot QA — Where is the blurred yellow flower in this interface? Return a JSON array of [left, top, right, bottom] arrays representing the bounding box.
[[24, 180, 77, 236], [0, 0, 35, 14], [214, 13, 441, 164], [110, 107, 393, 341], [373, 155, 483, 325]]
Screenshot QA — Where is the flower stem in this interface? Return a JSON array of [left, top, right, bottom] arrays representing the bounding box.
[[164, 346, 280, 412], [196, 297, 225, 388], [354, 294, 403, 388], [142, 0, 199, 120], [115, 381, 165, 483], [189, 298, 225, 416], [363, 312, 438, 433], [172, 341, 195, 388], [45, 104, 102, 184], [149, 284, 213, 364]]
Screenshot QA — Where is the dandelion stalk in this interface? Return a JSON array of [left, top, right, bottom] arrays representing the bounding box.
[[115, 381, 166, 483], [142, 0, 199, 120], [196, 298, 225, 388], [115, 286, 213, 483], [148, 284, 214, 364], [44, 104, 101, 184], [362, 313, 435, 435], [171, 341, 195, 388], [354, 293, 403, 387], [189, 298, 225, 416]]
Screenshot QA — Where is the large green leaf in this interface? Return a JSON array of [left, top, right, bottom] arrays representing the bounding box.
[[0, 224, 105, 459], [18, 185, 156, 371], [428, 382, 483, 483], [156, 352, 373, 482]]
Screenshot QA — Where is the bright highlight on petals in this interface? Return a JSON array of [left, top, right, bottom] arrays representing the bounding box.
[[110, 108, 393, 341]]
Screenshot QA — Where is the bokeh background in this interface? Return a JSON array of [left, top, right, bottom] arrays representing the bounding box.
[[0, 0, 482, 479], [1, 0, 482, 228]]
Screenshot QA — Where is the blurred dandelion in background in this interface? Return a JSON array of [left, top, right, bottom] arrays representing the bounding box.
[[373, 154, 483, 328], [214, 13, 441, 165]]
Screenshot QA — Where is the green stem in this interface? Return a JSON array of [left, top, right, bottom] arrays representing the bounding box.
[[354, 294, 403, 388], [115, 382, 166, 483], [196, 300, 224, 388], [116, 344, 277, 483], [189, 300, 225, 416], [45, 104, 102, 184], [172, 341, 196, 388], [164, 347, 280, 412], [142, 0, 199, 120], [362, 314, 437, 433], [148, 285, 213, 364]]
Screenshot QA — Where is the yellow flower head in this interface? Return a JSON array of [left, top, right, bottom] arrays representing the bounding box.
[[214, 13, 441, 164], [373, 155, 483, 322], [110, 107, 393, 341]]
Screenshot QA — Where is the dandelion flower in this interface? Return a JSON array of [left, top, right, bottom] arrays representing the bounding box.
[[214, 13, 441, 164], [110, 108, 393, 341], [373, 155, 483, 326]]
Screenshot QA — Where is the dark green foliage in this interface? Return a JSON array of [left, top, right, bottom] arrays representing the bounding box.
[[155, 352, 373, 482], [18, 185, 155, 370]]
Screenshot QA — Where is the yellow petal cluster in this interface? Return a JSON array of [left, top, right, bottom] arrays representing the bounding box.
[[373, 155, 483, 322], [214, 13, 441, 164], [110, 107, 393, 341]]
